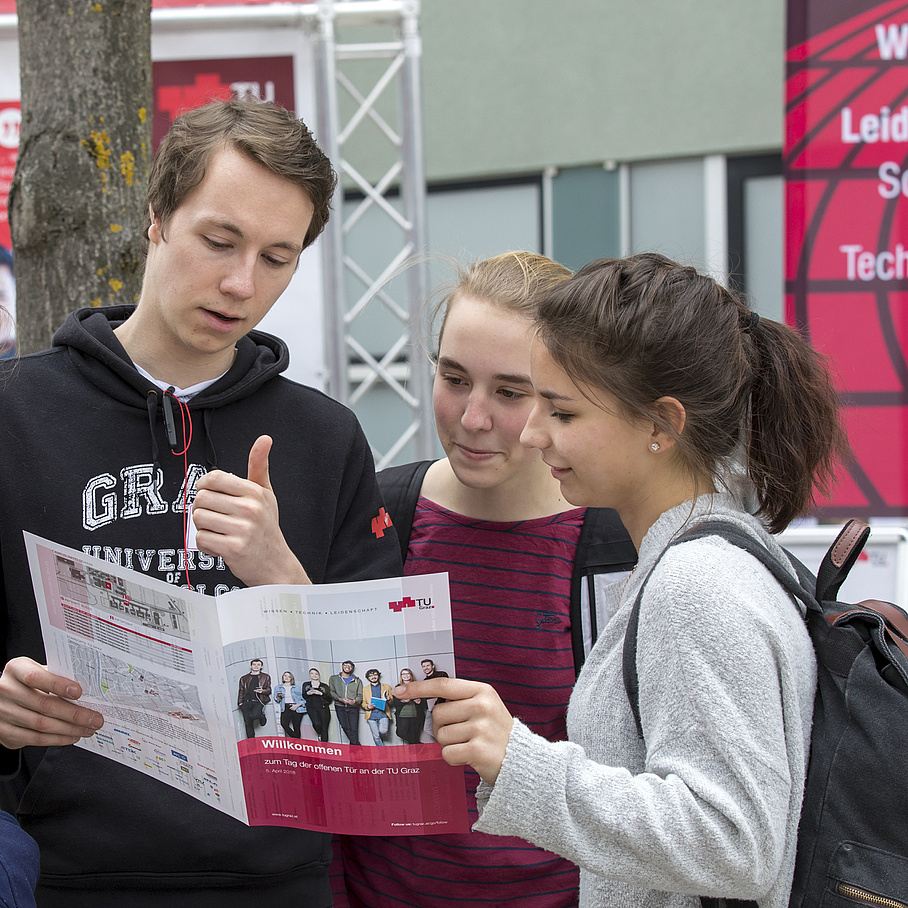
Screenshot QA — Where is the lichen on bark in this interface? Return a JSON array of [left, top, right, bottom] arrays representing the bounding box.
[[10, 0, 152, 352]]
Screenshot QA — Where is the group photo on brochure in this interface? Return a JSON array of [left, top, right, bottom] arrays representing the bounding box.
[[234, 656, 449, 747]]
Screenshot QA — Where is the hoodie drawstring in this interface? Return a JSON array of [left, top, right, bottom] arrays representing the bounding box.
[[203, 409, 218, 469], [146, 390, 160, 466]]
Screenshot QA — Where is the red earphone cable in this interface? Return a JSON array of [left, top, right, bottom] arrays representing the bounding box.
[[165, 390, 194, 590]]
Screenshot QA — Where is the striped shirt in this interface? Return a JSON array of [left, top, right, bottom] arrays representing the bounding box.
[[335, 497, 586, 908]]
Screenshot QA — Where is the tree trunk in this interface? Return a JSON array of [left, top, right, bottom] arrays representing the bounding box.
[[10, 0, 152, 354]]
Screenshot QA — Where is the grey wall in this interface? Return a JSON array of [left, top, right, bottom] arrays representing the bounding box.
[[418, 0, 786, 181]]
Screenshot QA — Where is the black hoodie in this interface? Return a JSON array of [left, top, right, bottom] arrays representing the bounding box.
[[0, 306, 402, 906]]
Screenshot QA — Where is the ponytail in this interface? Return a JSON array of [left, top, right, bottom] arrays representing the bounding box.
[[745, 317, 848, 533]]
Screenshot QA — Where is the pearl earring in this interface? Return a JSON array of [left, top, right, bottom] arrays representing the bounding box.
[[650, 443, 660, 452]]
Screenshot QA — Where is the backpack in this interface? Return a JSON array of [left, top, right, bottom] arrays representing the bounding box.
[[377, 460, 637, 676], [622, 518, 908, 908]]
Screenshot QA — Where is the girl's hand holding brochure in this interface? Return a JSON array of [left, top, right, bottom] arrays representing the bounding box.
[[395, 677, 514, 784]]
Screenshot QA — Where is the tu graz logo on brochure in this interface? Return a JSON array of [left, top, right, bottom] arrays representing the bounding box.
[[388, 595, 434, 614]]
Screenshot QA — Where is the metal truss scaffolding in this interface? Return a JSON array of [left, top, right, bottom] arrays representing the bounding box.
[[313, 0, 434, 468]]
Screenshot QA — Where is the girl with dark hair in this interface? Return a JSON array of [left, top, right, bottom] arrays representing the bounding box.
[[398, 253, 849, 908], [392, 668, 426, 744], [302, 668, 332, 742]]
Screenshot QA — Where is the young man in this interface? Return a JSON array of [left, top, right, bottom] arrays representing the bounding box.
[[0, 99, 401, 907], [420, 658, 447, 682], [237, 658, 272, 739], [362, 669, 394, 745], [420, 658, 448, 739], [328, 661, 363, 745]]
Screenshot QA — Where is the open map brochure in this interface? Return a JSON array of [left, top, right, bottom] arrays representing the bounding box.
[[25, 532, 468, 836]]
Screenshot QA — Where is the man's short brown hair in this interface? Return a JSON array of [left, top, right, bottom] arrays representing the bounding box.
[[147, 97, 337, 250]]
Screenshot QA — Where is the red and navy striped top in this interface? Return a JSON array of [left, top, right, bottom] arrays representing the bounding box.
[[336, 497, 587, 908]]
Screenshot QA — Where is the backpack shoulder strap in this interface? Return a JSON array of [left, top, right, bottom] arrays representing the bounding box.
[[377, 460, 434, 562], [622, 519, 815, 738], [571, 507, 637, 675]]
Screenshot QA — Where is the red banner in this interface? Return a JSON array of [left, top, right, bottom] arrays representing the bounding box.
[[786, 0, 908, 518], [0, 100, 19, 251]]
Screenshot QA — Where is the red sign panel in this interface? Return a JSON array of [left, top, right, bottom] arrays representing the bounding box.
[[0, 100, 19, 251], [786, 0, 908, 518], [152, 56, 295, 148]]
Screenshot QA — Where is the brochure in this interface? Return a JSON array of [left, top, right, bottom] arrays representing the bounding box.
[[25, 531, 468, 836]]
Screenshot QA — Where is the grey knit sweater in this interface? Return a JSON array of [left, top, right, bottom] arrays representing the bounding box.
[[475, 493, 816, 908]]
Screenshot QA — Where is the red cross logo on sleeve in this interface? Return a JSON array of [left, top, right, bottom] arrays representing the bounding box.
[[371, 507, 393, 538]]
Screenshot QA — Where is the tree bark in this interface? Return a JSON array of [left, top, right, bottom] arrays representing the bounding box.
[[10, 0, 152, 353]]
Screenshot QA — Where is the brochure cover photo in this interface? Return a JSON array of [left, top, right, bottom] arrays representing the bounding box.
[[25, 531, 468, 836]]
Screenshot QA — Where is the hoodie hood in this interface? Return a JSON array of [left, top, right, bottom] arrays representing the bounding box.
[[53, 305, 291, 469], [54, 304, 289, 410]]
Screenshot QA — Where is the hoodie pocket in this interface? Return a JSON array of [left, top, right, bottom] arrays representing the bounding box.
[[15, 745, 64, 820]]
